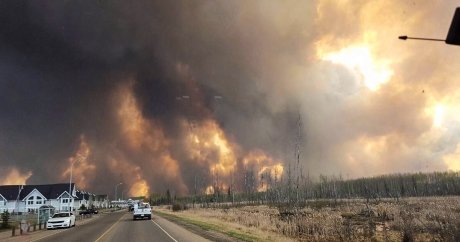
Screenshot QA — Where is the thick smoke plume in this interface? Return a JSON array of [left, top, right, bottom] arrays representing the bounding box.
[[0, 1, 459, 196]]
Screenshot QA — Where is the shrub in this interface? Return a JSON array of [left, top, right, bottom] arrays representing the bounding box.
[[172, 203, 188, 212], [1, 211, 10, 229]]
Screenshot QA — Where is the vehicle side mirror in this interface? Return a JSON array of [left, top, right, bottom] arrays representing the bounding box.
[[446, 7, 460, 45]]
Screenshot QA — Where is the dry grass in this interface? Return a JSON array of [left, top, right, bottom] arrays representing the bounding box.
[[155, 196, 460, 242]]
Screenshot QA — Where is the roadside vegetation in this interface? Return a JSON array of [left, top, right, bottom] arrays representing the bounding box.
[[151, 171, 460, 241], [152, 171, 460, 206], [1, 211, 10, 230], [155, 197, 460, 241]]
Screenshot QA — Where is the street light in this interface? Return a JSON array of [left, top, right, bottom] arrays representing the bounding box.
[[398, 36, 445, 42], [399, 7, 460, 46], [15, 185, 23, 221], [114, 183, 123, 201], [68, 155, 84, 212], [176, 95, 195, 132]]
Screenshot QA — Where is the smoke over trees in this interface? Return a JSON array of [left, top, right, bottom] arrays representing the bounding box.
[[1, 1, 460, 197]]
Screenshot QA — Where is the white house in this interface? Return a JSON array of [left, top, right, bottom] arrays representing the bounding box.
[[0, 183, 78, 213], [74, 190, 97, 209], [0, 193, 7, 210], [94, 195, 109, 208]]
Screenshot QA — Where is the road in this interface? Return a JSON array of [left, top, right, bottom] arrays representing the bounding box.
[[33, 211, 210, 242]]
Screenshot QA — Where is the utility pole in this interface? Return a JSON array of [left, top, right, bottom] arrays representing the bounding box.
[[194, 174, 197, 208], [232, 170, 235, 204], [114, 182, 123, 203]]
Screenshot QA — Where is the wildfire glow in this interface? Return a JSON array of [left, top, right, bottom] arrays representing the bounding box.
[[113, 82, 187, 195], [108, 158, 151, 197], [0, 168, 32, 185], [117, 81, 168, 150], [129, 167, 150, 197], [258, 164, 284, 181], [184, 119, 285, 194], [443, 144, 460, 172], [433, 104, 445, 128], [319, 46, 393, 91], [62, 135, 96, 189], [257, 164, 284, 192], [243, 150, 284, 192], [185, 119, 238, 176], [424, 103, 446, 129], [342, 134, 408, 178], [205, 185, 214, 195]]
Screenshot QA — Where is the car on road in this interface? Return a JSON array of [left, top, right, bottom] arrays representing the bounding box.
[[79, 208, 99, 215], [133, 202, 151, 220], [46, 212, 76, 229]]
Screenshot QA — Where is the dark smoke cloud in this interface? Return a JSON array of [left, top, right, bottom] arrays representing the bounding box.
[[0, 1, 306, 195], [1, 1, 459, 195]]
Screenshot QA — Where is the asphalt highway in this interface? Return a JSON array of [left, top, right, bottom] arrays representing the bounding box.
[[33, 211, 210, 242]]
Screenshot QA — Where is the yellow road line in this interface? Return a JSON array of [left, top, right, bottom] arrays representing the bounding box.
[[94, 213, 126, 242]]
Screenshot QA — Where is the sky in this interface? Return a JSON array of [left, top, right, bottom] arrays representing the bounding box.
[[0, 0, 459, 197]]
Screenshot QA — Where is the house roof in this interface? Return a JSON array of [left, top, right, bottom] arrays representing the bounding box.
[[76, 190, 90, 200], [0, 183, 75, 201], [0, 186, 20, 200]]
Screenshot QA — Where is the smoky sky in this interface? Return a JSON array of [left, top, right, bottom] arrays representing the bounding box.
[[0, 1, 303, 195], [1, 1, 459, 196]]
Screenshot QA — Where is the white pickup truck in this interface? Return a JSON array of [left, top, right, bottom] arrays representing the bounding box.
[[133, 202, 152, 220]]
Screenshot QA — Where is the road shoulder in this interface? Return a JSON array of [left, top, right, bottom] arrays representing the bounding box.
[[153, 209, 259, 242]]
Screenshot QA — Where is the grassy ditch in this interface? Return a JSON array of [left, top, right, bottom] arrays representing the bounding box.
[[154, 210, 261, 242]]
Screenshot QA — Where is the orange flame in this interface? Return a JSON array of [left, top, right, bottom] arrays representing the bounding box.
[[112, 81, 188, 196], [0, 168, 32, 185], [184, 119, 238, 176], [116, 81, 170, 151], [108, 158, 150, 197], [184, 118, 284, 193], [62, 135, 96, 189], [205, 185, 214, 195], [243, 150, 284, 192]]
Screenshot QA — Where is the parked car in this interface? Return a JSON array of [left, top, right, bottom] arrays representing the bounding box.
[[46, 212, 76, 229], [79, 208, 98, 215]]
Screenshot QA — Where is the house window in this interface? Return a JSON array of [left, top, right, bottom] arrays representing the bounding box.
[[62, 198, 69, 204], [36, 197, 43, 205], [27, 197, 34, 205]]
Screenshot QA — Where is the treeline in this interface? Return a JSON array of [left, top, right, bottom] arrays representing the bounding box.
[[150, 171, 460, 207], [310, 171, 460, 199]]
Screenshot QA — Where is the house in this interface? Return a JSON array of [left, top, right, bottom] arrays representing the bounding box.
[[74, 190, 96, 209], [94, 195, 109, 208], [0, 183, 77, 213]]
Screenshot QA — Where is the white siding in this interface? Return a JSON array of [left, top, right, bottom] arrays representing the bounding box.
[[0, 197, 6, 212], [0, 185, 97, 213], [23, 189, 47, 213], [49, 199, 61, 211], [5, 200, 25, 213]]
